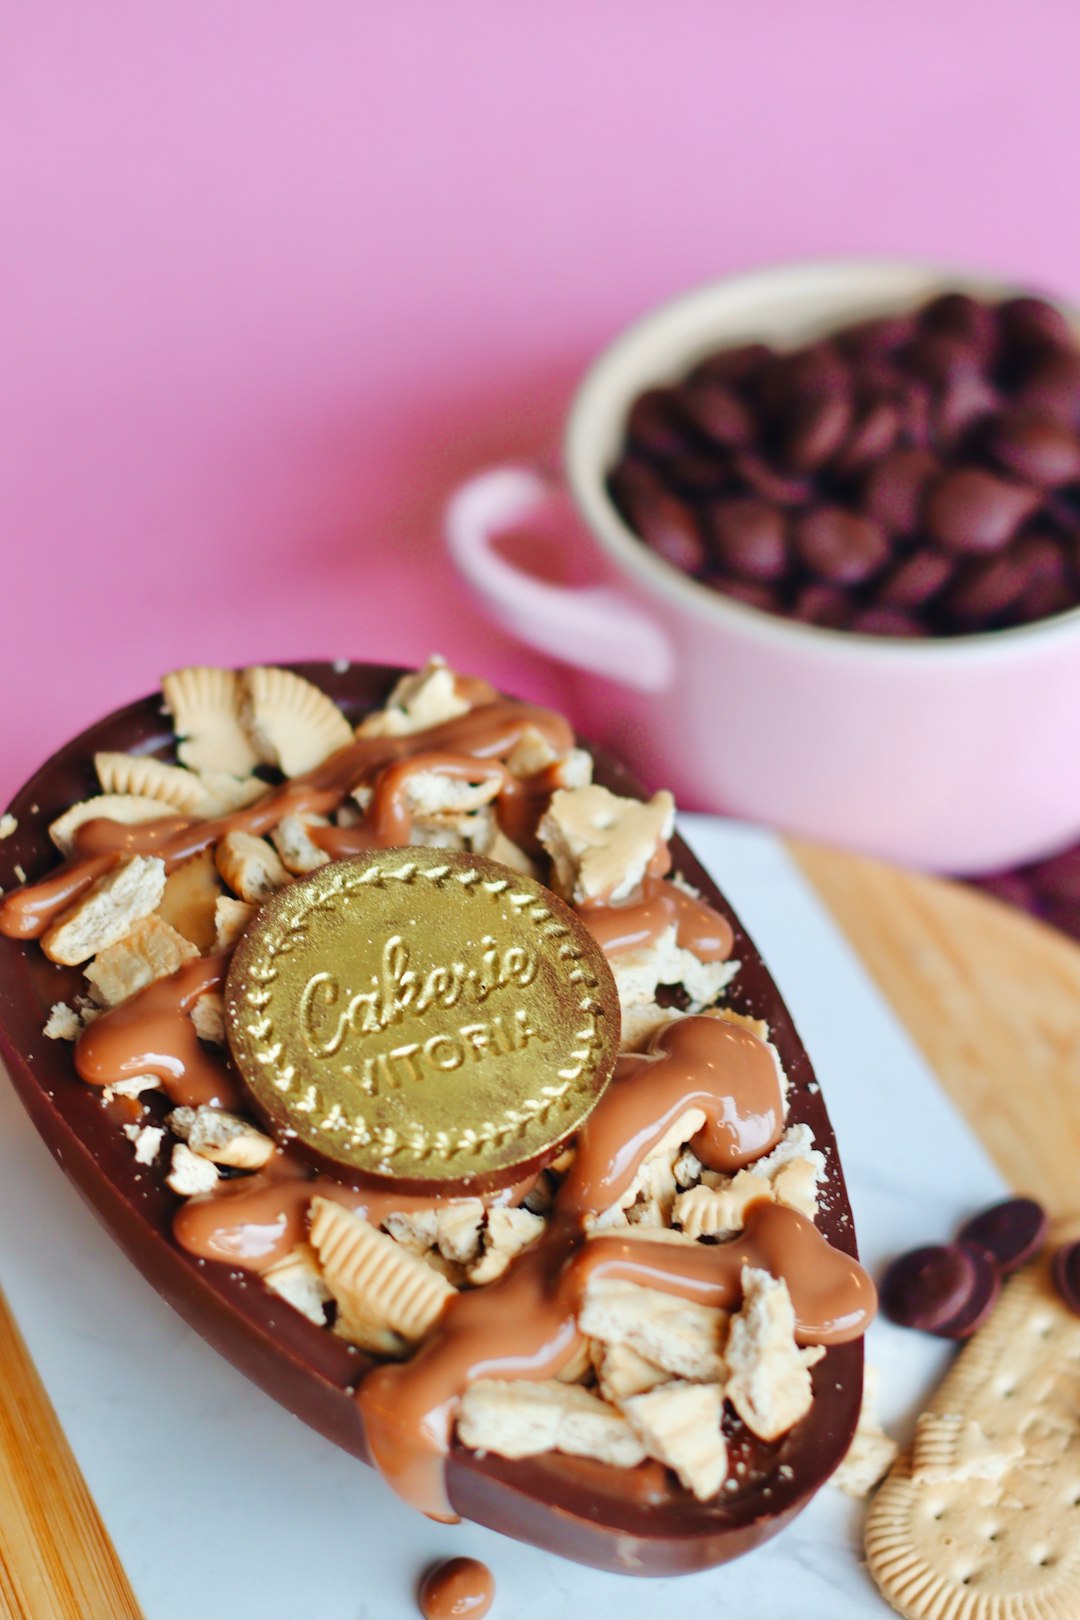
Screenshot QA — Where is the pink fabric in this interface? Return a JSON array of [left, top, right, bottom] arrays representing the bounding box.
[[4, 1, 1080, 802]]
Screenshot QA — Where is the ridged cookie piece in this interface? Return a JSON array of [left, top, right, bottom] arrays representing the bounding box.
[[865, 1245, 1080, 1620], [48, 794, 175, 856], [309, 1198, 455, 1348], [457, 1379, 646, 1467], [674, 1124, 825, 1239], [240, 666, 353, 776], [94, 752, 212, 815], [162, 667, 260, 777]]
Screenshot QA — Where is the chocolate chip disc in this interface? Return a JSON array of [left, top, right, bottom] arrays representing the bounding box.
[[1051, 1240, 1080, 1315], [880, 1243, 979, 1333], [933, 1242, 1002, 1339], [957, 1196, 1048, 1274], [608, 287, 1080, 638]]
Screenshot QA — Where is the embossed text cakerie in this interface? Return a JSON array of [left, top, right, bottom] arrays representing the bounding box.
[[223, 850, 620, 1190]]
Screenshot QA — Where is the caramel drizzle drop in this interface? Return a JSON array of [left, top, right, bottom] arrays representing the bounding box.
[[172, 1159, 540, 1273], [74, 954, 241, 1110], [0, 701, 573, 938], [558, 1015, 783, 1217], [581, 874, 735, 962]]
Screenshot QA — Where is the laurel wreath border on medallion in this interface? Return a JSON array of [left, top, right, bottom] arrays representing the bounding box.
[[238, 857, 610, 1165]]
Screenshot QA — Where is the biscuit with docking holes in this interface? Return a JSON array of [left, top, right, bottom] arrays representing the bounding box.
[[865, 1235, 1080, 1620]]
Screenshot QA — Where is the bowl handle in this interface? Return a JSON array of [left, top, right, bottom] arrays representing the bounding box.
[[445, 466, 675, 693]]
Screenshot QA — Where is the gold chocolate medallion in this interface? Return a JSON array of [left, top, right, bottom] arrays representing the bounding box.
[[224, 850, 620, 1191]]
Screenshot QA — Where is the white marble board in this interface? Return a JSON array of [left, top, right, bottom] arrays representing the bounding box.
[[0, 817, 1006, 1620]]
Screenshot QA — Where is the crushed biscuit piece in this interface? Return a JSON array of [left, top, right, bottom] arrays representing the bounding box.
[[554, 1336, 595, 1386], [165, 1141, 221, 1197], [215, 830, 288, 902], [357, 656, 472, 737], [382, 1209, 438, 1255], [725, 1267, 815, 1442], [84, 914, 199, 1008], [593, 1107, 705, 1229], [166, 1105, 275, 1170], [263, 1243, 332, 1327], [309, 1198, 455, 1348], [43, 1002, 82, 1041], [270, 814, 331, 875], [214, 895, 256, 950], [468, 816, 538, 877], [162, 666, 260, 777], [240, 666, 353, 777], [593, 1341, 672, 1404], [831, 1365, 900, 1498], [457, 1379, 646, 1468], [190, 990, 226, 1046], [624, 1381, 728, 1500], [122, 1123, 165, 1165], [401, 768, 502, 827], [539, 785, 675, 906], [158, 849, 223, 952], [467, 1206, 547, 1286], [613, 929, 740, 1052], [48, 794, 175, 857], [93, 752, 212, 814], [673, 1145, 705, 1189], [435, 1200, 486, 1266], [42, 854, 166, 966], [581, 1278, 728, 1382], [104, 1073, 161, 1101]]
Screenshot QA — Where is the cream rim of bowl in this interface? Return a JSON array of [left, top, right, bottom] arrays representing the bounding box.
[[564, 258, 1080, 665]]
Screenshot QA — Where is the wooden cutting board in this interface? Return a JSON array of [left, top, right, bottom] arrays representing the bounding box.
[[3, 844, 1080, 1620]]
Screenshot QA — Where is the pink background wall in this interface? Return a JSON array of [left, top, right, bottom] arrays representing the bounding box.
[[4, 1, 1080, 802]]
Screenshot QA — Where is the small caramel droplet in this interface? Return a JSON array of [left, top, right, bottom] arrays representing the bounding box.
[[418, 1558, 495, 1620], [224, 849, 620, 1194]]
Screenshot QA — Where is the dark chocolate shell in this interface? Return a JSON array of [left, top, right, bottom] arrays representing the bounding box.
[[0, 662, 863, 1576]]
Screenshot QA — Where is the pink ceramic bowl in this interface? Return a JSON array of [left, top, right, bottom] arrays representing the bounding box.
[[446, 261, 1080, 874]]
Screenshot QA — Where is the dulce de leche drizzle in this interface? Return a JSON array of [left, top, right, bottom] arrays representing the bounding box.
[[582, 874, 735, 962], [310, 754, 514, 859], [74, 954, 242, 1109], [558, 1016, 784, 1216], [358, 1013, 874, 1521], [0, 700, 573, 939], [360, 1202, 875, 1521], [173, 1155, 542, 1274]]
